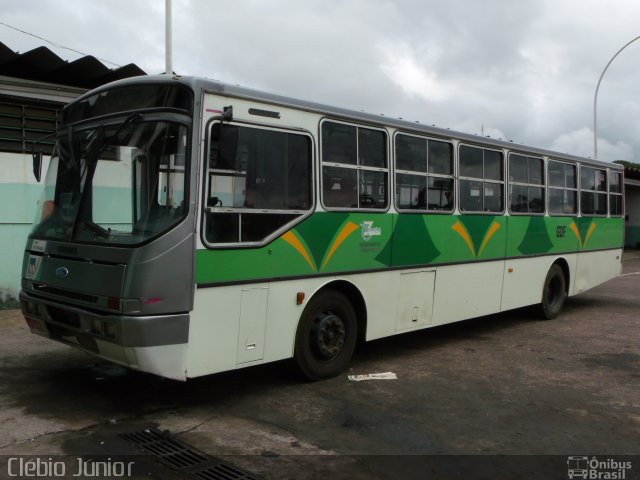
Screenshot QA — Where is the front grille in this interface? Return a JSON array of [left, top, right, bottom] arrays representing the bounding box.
[[121, 428, 262, 480], [46, 305, 81, 328], [56, 246, 78, 255], [33, 283, 98, 304]]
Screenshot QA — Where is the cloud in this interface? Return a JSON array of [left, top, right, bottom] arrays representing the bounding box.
[[379, 42, 451, 103], [549, 127, 632, 161], [1, 0, 640, 162]]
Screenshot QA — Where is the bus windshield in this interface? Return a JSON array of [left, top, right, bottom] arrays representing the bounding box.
[[30, 117, 189, 245]]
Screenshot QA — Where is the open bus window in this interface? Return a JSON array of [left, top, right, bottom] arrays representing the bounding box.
[[459, 145, 504, 213], [321, 120, 388, 210], [204, 123, 312, 245]]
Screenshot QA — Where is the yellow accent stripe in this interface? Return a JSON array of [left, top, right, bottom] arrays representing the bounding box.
[[583, 222, 597, 247], [477, 221, 501, 257], [452, 222, 476, 257], [281, 231, 316, 271], [569, 223, 582, 246], [321, 221, 359, 271]]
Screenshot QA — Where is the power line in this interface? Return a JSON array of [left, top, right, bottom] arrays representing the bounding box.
[[0, 21, 122, 68]]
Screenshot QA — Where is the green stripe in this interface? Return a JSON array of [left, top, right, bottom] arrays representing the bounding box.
[[195, 213, 624, 284]]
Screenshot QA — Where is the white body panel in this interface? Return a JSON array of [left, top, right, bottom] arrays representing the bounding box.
[[501, 254, 578, 311], [396, 270, 435, 331], [186, 273, 399, 377], [573, 249, 623, 295], [71, 339, 189, 381], [432, 261, 504, 325], [185, 248, 621, 378]]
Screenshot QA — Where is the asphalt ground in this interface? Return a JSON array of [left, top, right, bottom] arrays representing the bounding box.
[[0, 252, 639, 479]]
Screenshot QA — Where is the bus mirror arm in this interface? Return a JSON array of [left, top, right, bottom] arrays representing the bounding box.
[[222, 105, 233, 122], [30, 132, 55, 183], [208, 106, 233, 171], [32, 151, 43, 183], [210, 106, 233, 126]]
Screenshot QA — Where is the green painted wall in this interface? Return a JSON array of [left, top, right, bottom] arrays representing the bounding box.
[[625, 187, 640, 248], [626, 226, 640, 248], [0, 183, 43, 306]]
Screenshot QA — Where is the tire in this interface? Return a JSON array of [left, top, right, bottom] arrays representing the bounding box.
[[294, 289, 357, 380], [538, 264, 566, 320]]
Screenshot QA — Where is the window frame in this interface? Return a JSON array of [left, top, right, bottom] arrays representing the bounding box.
[[546, 159, 578, 217], [393, 131, 455, 214], [608, 169, 624, 217], [201, 119, 315, 249], [320, 118, 390, 212], [579, 164, 608, 217], [507, 152, 546, 216], [457, 143, 505, 215]]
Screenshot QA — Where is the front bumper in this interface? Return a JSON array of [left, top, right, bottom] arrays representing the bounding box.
[[19, 289, 189, 380]]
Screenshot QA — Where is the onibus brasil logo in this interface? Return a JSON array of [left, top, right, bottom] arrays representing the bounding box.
[[567, 456, 632, 479]]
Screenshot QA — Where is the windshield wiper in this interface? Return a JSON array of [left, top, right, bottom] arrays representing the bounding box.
[[114, 113, 142, 141], [79, 219, 111, 239], [69, 126, 105, 240]]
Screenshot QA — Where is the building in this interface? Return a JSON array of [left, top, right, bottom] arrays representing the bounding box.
[[622, 163, 640, 248], [0, 41, 145, 307]]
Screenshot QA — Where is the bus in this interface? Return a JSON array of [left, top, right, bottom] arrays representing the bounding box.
[[20, 75, 624, 381]]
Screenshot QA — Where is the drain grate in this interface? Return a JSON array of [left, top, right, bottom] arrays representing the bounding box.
[[121, 428, 263, 480]]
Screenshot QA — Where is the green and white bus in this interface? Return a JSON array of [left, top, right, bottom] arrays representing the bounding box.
[[21, 76, 624, 380]]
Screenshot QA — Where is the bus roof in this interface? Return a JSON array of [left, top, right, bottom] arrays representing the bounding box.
[[72, 74, 623, 171]]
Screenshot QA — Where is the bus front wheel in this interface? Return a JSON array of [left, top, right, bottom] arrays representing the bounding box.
[[539, 264, 566, 320], [294, 289, 357, 380]]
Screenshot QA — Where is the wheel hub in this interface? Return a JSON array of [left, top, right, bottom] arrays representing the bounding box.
[[311, 312, 346, 359]]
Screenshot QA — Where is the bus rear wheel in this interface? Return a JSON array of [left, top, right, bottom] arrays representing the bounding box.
[[294, 289, 357, 380], [538, 264, 566, 320]]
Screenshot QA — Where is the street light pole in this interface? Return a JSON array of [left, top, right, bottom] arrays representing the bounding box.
[[593, 34, 640, 159], [165, 0, 172, 75]]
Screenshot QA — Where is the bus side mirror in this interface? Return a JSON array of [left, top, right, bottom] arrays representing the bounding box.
[[33, 151, 43, 182]]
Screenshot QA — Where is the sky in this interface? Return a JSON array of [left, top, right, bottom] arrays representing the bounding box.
[[1, 0, 639, 163]]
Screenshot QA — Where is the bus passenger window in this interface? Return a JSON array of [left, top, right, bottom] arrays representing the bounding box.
[[580, 166, 607, 216], [609, 171, 623, 216], [428, 177, 453, 210], [460, 180, 483, 212], [204, 123, 312, 245], [394, 134, 453, 212], [548, 160, 577, 215], [323, 166, 358, 208], [459, 145, 504, 213], [321, 120, 388, 210], [508, 154, 544, 214]]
